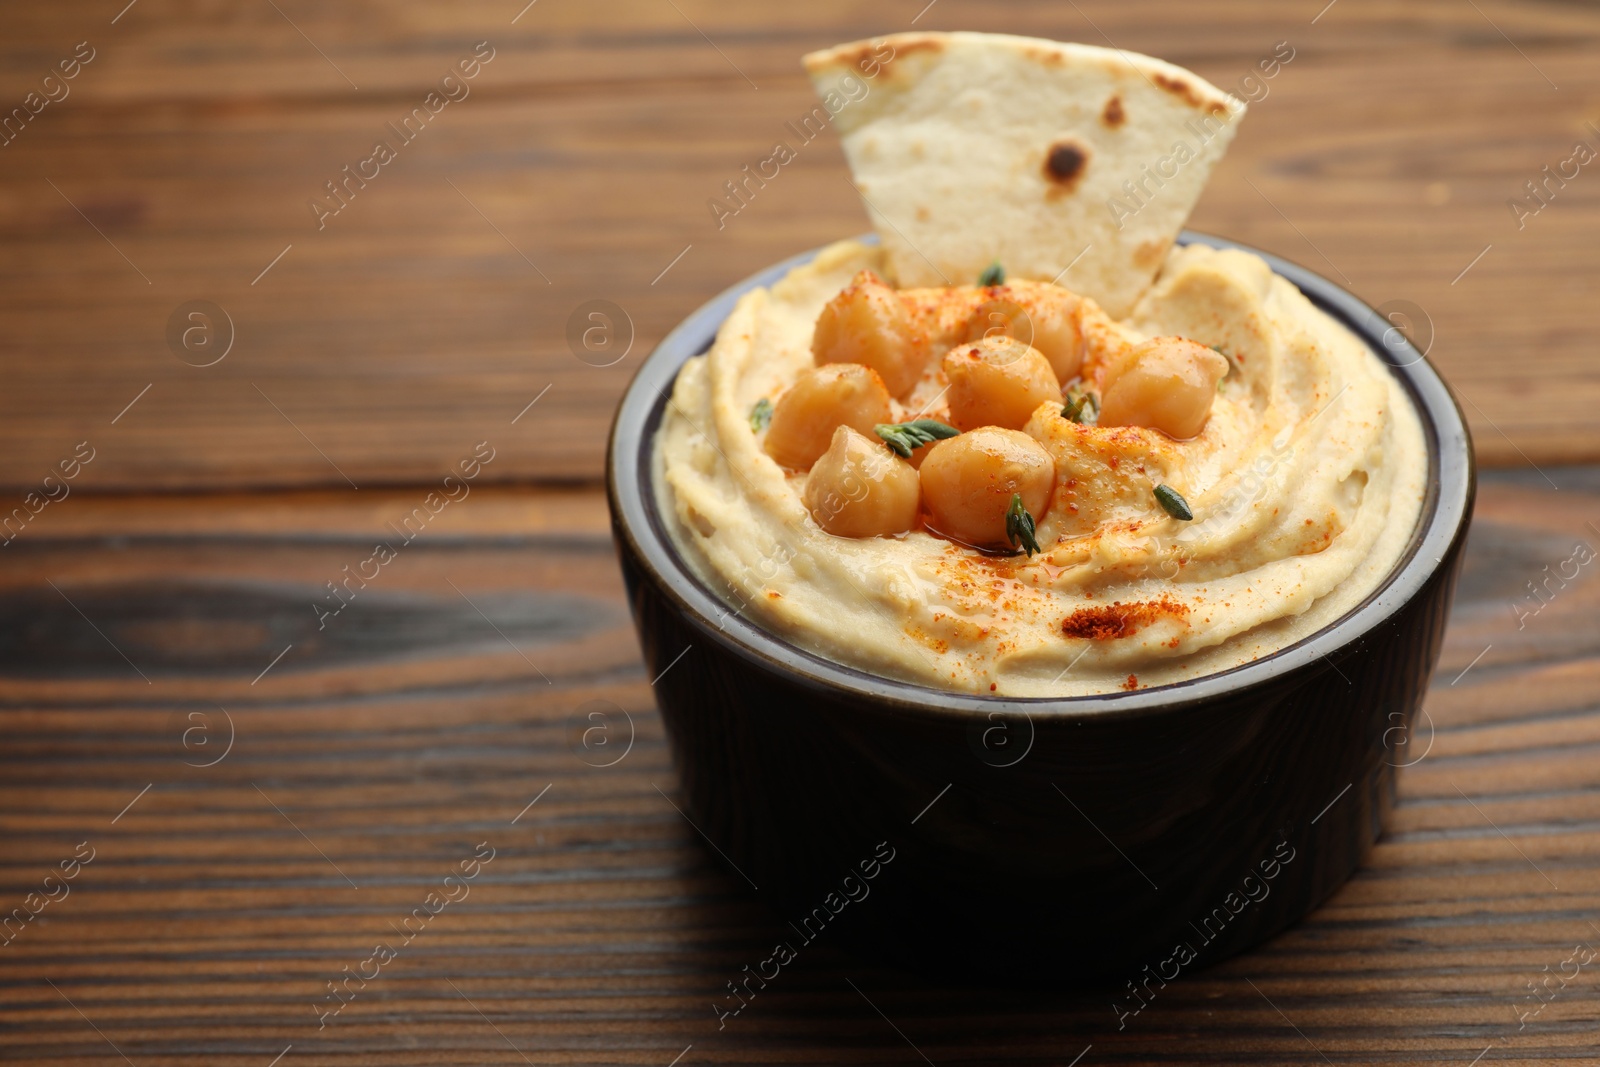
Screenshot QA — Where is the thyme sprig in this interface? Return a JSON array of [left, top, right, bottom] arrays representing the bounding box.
[[1006, 493, 1041, 556], [874, 419, 960, 458]]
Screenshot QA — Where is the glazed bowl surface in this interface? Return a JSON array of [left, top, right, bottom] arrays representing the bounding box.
[[606, 232, 1474, 980]]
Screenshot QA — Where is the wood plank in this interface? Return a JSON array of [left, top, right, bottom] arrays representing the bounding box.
[[1, 474, 1599, 1063], [0, 0, 1597, 489]]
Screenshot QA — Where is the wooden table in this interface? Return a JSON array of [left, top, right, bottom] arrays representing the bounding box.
[[3, 1, 1600, 1063]]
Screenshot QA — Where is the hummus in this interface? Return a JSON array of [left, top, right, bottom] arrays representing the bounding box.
[[654, 239, 1428, 697]]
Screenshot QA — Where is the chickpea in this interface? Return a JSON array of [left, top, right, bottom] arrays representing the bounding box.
[[812, 270, 924, 398], [919, 427, 1055, 549], [966, 289, 1083, 381], [1023, 290, 1085, 381], [764, 363, 893, 470], [1098, 336, 1229, 440], [966, 296, 1032, 345], [803, 426, 921, 538], [942, 337, 1061, 432]]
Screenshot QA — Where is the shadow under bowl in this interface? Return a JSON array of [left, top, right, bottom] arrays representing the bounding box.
[[606, 232, 1475, 984]]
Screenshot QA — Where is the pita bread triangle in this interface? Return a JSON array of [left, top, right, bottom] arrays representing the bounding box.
[[804, 32, 1244, 317]]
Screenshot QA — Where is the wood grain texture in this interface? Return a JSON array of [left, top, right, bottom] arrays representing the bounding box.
[[2, 475, 1599, 1064], [0, 0, 1597, 489]]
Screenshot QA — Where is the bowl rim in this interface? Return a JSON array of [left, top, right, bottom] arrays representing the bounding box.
[[607, 231, 1476, 721]]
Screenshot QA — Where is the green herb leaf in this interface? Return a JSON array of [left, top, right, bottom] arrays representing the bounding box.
[[978, 261, 1006, 287], [1006, 493, 1042, 557], [1154, 484, 1193, 521], [1061, 387, 1100, 426], [874, 419, 960, 459], [749, 397, 773, 432]]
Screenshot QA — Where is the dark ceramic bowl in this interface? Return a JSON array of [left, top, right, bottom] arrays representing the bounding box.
[[607, 232, 1474, 982]]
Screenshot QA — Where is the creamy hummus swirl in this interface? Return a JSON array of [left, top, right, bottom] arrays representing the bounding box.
[[655, 239, 1427, 696]]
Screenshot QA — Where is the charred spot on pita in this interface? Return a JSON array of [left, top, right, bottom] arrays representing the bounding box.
[[1134, 238, 1169, 268], [1102, 95, 1125, 128], [1044, 139, 1090, 190], [1022, 45, 1066, 67], [1152, 72, 1230, 116]]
